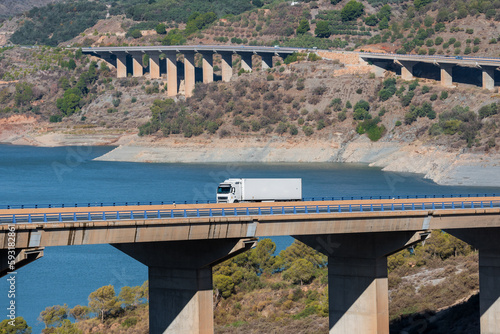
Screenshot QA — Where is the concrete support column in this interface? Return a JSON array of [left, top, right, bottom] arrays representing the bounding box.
[[220, 52, 233, 82], [116, 54, 128, 78], [398, 60, 418, 81], [482, 66, 496, 91], [440, 64, 454, 87], [131, 53, 144, 77], [260, 53, 273, 70], [113, 239, 255, 334], [149, 266, 213, 333], [166, 52, 178, 97], [200, 52, 214, 84], [446, 228, 500, 334], [240, 52, 253, 73], [149, 53, 161, 79], [184, 52, 196, 98], [297, 231, 421, 334]]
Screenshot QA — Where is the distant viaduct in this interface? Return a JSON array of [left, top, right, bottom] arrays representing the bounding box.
[[82, 45, 500, 97]]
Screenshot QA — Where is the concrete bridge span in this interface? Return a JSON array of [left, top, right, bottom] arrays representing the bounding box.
[[359, 52, 500, 91], [1, 197, 500, 333], [82, 45, 298, 97], [82, 45, 500, 95]]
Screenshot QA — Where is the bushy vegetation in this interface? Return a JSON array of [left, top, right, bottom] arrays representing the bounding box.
[[10, 1, 106, 46], [138, 97, 222, 137], [32, 231, 481, 333], [378, 78, 397, 101], [56, 61, 99, 118], [356, 117, 386, 141], [404, 101, 435, 124], [428, 105, 482, 147], [37, 281, 149, 333], [115, 0, 256, 23]]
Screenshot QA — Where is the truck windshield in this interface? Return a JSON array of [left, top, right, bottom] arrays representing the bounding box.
[[217, 185, 231, 194]]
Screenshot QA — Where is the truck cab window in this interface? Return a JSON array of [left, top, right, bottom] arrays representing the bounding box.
[[217, 186, 231, 194]]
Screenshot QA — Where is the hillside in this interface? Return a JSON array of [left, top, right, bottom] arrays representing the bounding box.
[[1, 43, 499, 185], [2, 0, 500, 57]]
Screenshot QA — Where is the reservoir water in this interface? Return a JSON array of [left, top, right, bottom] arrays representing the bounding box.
[[1, 144, 499, 333]]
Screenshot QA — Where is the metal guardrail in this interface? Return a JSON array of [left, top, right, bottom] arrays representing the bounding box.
[[2, 199, 499, 224], [0, 193, 497, 210]]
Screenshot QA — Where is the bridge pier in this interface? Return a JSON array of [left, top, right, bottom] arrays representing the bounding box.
[[113, 238, 255, 334], [397, 60, 418, 81], [219, 52, 233, 82], [200, 52, 214, 84], [184, 52, 196, 98], [131, 53, 144, 77], [297, 231, 422, 334], [447, 228, 500, 334], [240, 52, 253, 73], [166, 52, 178, 97], [440, 64, 454, 87], [482, 66, 496, 91], [259, 53, 273, 70], [149, 53, 161, 79], [116, 54, 128, 78]]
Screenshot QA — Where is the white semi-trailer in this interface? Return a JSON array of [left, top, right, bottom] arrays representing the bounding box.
[[216, 178, 302, 203]]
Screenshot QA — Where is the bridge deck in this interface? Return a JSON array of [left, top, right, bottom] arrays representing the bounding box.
[[1, 197, 499, 249]]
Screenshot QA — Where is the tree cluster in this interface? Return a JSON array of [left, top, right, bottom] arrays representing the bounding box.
[[10, 1, 106, 46]]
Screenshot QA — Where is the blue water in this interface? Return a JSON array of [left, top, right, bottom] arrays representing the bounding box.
[[1, 144, 499, 333]]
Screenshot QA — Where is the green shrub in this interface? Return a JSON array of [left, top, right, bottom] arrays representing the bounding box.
[[400, 91, 415, 107], [338, 111, 347, 121], [440, 91, 448, 100], [303, 125, 314, 136], [121, 317, 138, 328], [421, 85, 430, 94], [49, 115, 63, 122], [356, 117, 385, 141], [478, 103, 498, 119], [128, 29, 142, 39], [408, 81, 419, 91], [442, 119, 461, 135], [395, 120, 402, 126]]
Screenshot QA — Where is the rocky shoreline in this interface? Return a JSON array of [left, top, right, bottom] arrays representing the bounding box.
[[1, 115, 499, 187], [94, 134, 500, 188]]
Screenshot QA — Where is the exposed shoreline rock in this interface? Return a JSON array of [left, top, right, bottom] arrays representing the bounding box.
[[1, 115, 498, 187], [94, 134, 500, 188]]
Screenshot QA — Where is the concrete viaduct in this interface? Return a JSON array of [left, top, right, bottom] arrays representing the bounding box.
[[82, 45, 500, 97], [81, 45, 298, 97], [1, 197, 500, 333], [360, 52, 500, 91]]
